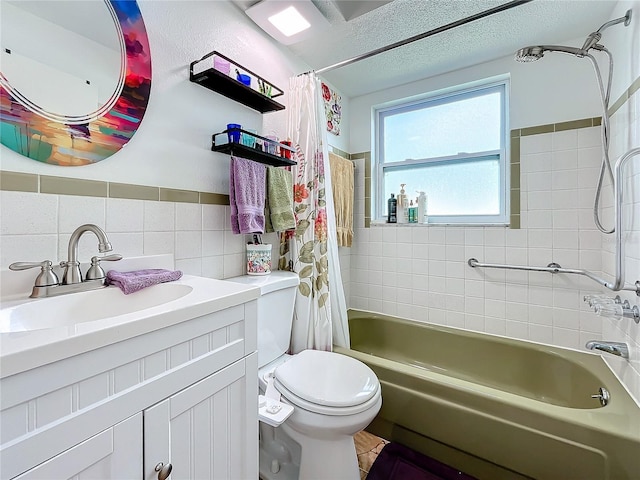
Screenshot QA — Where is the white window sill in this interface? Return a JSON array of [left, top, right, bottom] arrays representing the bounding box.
[[370, 221, 509, 228]]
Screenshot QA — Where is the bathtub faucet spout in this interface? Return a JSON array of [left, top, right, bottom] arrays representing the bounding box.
[[585, 341, 629, 359]]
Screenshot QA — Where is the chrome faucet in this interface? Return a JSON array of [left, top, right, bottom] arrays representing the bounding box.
[[585, 341, 629, 359], [62, 224, 113, 284], [9, 224, 121, 298]]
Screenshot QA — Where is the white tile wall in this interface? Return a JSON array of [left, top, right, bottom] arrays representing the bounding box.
[[0, 194, 277, 284], [346, 92, 640, 403], [600, 86, 640, 400]]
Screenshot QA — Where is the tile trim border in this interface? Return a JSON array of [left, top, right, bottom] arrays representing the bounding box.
[[2, 77, 636, 214], [514, 117, 602, 138], [608, 75, 640, 117], [0, 172, 230, 205]]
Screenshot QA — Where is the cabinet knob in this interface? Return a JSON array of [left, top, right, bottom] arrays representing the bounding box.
[[155, 462, 173, 480]]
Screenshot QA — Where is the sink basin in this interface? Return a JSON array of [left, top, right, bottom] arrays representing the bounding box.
[[0, 269, 261, 379], [0, 283, 193, 333]]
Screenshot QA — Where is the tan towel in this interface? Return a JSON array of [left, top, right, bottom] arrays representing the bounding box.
[[329, 152, 354, 247]]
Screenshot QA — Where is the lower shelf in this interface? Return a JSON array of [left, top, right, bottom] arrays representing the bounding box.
[[212, 142, 296, 167]]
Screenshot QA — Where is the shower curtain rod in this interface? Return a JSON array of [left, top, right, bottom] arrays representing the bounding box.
[[304, 0, 534, 76]]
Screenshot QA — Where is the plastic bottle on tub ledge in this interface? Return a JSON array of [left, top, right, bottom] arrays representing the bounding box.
[[408, 199, 417, 223], [417, 191, 428, 224], [387, 193, 397, 223], [397, 184, 408, 224]]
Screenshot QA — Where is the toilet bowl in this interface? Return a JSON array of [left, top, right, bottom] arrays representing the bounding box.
[[259, 351, 381, 479], [227, 272, 382, 480]]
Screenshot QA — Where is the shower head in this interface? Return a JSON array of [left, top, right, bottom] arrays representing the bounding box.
[[514, 46, 545, 62], [515, 9, 633, 63], [514, 46, 543, 62], [514, 45, 584, 62]]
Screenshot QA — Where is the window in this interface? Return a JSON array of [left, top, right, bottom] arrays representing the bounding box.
[[375, 78, 509, 224]]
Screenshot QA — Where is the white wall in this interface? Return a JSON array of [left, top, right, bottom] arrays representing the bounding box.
[[0, 1, 353, 280], [320, 79, 350, 154], [350, 34, 613, 154], [348, 0, 639, 154], [1, 3, 120, 114], [0, 1, 310, 194], [603, 0, 640, 100]]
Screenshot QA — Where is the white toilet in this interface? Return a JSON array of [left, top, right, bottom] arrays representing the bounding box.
[[227, 271, 382, 480]]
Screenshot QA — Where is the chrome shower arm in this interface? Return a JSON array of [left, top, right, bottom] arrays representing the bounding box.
[[596, 9, 632, 33], [582, 10, 632, 54]]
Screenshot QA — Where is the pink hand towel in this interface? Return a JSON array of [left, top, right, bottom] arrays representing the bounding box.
[[106, 269, 183, 295], [230, 156, 266, 234]]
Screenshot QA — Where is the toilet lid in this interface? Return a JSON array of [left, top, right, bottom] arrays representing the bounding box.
[[274, 350, 379, 408]]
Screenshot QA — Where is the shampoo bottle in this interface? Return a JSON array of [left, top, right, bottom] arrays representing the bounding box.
[[387, 193, 397, 223], [408, 200, 417, 223], [417, 191, 428, 224]]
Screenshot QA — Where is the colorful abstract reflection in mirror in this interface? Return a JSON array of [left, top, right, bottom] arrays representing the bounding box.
[[0, 0, 151, 166]]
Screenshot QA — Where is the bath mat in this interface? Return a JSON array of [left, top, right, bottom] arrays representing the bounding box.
[[367, 442, 478, 480]]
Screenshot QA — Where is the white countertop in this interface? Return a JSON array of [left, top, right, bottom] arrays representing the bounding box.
[[0, 275, 259, 378]]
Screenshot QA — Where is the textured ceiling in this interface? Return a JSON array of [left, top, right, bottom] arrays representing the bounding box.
[[235, 0, 617, 97], [331, 0, 395, 20]]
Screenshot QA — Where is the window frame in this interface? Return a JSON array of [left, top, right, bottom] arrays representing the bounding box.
[[373, 77, 510, 225]]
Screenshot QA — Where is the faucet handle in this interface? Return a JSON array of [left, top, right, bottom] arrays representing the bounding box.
[[9, 260, 60, 287], [583, 294, 620, 308], [85, 254, 122, 280], [594, 303, 624, 319]]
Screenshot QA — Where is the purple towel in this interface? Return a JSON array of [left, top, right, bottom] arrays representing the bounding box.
[[106, 269, 183, 295], [230, 156, 266, 234]]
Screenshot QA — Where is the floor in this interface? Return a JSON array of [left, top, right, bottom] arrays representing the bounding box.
[[355, 430, 389, 479]]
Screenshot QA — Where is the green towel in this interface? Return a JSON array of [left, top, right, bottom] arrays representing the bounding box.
[[265, 167, 296, 232]]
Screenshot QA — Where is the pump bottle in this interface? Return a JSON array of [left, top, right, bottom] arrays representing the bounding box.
[[417, 191, 428, 224], [397, 184, 408, 223]]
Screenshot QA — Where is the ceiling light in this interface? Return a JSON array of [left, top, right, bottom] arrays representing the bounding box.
[[245, 0, 330, 46], [268, 6, 310, 37]]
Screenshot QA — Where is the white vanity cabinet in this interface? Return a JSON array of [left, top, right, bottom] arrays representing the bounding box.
[[145, 355, 257, 480], [0, 281, 259, 480], [13, 414, 143, 480]]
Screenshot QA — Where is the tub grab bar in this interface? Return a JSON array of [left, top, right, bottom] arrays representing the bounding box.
[[468, 258, 639, 295], [469, 147, 640, 297]]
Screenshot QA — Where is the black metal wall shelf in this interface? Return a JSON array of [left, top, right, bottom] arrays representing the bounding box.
[[212, 130, 296, 168], [190, 51, 285, 114]]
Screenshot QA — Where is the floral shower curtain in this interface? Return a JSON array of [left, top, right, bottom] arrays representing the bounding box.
[[278, 73, 350, 353]]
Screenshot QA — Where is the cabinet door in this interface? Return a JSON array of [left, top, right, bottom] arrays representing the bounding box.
[[144, 354, 258, 480], [14, 413, 142, 480]]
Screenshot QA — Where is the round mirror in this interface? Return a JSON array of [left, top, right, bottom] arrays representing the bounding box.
[[0, 0, 151, 166]]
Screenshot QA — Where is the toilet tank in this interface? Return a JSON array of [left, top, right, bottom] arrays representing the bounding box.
[[226, 271, 299, 367]]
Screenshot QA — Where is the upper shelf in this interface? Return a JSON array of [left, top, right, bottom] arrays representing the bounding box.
[[190, 51, 285, 114]]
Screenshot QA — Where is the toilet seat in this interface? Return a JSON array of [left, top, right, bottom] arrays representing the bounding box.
[[273, 350, 380, 416], [275, 380, 381, 416]]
